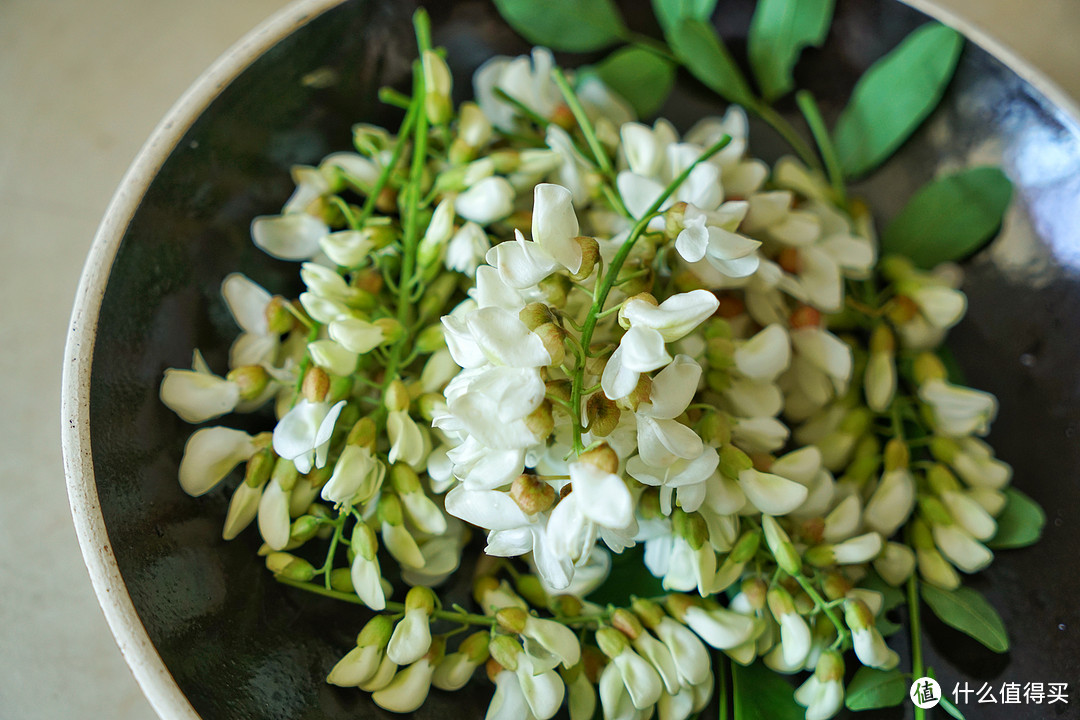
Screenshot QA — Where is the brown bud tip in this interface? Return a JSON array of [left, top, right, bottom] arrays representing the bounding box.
[[586, 393, 621, 437], [375, 186, 397, 213], [887, 294, 919, 324], [789, 304, 822, 329], [610, 608, 643, 640], [749, 452, 774, 473], [821, 571, 853, 601], [777, 247, 802, 275], [578, 443, 619, 475], [510, 474, 556, 515], [714, 292, 745, 319], [485, 657, 504, 683], [741, 577, 768, 610], [799, 517, 826, 546], [302, 366, 330, 403], [550, 104, 575, 130], [581, 646, 607, 684], [570, 236, 600, 281], [533, 323, 566, 366], [524, 400, 555, 441]]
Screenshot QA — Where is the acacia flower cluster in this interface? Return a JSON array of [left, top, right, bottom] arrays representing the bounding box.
[[158, 11, 1020, 720]]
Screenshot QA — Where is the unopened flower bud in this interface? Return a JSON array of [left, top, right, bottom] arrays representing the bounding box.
[[244, 447, 274, 488], [700, 412, 732, 446], [913, 352, 947, 384], [883, 438, 909, 472], [673, 509, 709, 550], [816, 649, 845, 682], [421, 50, 452, 125], [488, 635, 522, 672], [302, 366, 330, 403], [586, 393, 621, 437], [265, 296, 296, 334], [545, 379, 572, 405], [524, 400, 555, 440], [419, 273, 459, 322], [843, 598, 875, 632], [374, 317, 404, 345], [638, 488, 663, 519], [384, 379, 409, 413], [496, 607, 529, 634], [510, 474, 556, 515], [763, 516, 802, 575], [918, 495, 954, 527], [611, 608, 643, 640], [743, 578, 768, 611], [578, 443, 619, 475], [377, 493, 404, 526], [415, 324, 445, 353], [631, 598, 665, 630], [789, 304, 822, 329], [265, 552, 315, 581], [329, 567, 354, 592], [729, 530, 761, 563], [271, 457, 299, 492], [595, 627, 630, 658], [719, 444, 753, 479], [553, 595, 583, 619], [926, 463, 960, 495], [821, 571, 853, 601], [514, 574, 549, 608], [539, 273, 570, 307], [346, 417, 377, 450], [227, 365, 270, 401], [289, 514, 322, 544]]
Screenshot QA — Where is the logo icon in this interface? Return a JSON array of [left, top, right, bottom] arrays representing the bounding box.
[[910, 677, 942, 709]]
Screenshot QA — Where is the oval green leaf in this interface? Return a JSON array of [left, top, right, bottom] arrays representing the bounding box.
[[748, 0, 835, 101], [921, 584, 1009, 653], [492, 0, 627, 52], [987, 488, 1046, 549], [731, 661, 803, 720], [833, 22, 963, 178], [652, 0, 718, 32], [667, 18, 755, 107], [592, 46, 676, 117], [882, 166, 1013, 268], [845, 667, 908, 711]]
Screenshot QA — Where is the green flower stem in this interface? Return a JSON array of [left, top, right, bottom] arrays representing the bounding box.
[[378, 87, 413, 110], [551, 68, 614, 179], [793, 572, 850, 649], [752, 100, 822, 173], [319, 517, 347, 589], [907, 573, 927, 720], [794, 90, 847, 204], [718, 653, 730, 720], [567, 135, 732, 453], [493, 87, 551, 128], [355, 101, 418, 229]]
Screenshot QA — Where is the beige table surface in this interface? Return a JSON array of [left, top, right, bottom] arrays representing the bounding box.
[[1, 1, 1076, 718]]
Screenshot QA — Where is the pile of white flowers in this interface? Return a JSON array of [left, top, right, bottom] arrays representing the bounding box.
[[159, 14, 1014, 720]]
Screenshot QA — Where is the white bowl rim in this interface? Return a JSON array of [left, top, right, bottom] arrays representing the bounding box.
[[60, 1, 1080, 718]]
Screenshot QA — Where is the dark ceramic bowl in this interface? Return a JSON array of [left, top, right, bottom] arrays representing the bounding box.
[[62, 0, 1080, 718]]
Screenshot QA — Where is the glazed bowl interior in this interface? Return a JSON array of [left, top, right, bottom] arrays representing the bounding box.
[[64, 0, 1080, 717]]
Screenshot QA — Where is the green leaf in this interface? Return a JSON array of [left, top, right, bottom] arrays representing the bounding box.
[[748, 0, 834, 101], [881, 166, 1013, 268], [592, 46, 676, 117], [667, 18, 755, 107], [940, 695, 968, 719], [652, 0, 718, 32], [921, 584, 1009, 653], [731, 661, 803, 720], [492, 0, 627, 52], [987, 488, 1046, 549], [845, 667, 908, 711], [585, 545, 664, 606], [833, 22, 963, 178]]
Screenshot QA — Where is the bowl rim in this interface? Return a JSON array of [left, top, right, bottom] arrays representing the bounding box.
[[59, 1, 1080, 718]]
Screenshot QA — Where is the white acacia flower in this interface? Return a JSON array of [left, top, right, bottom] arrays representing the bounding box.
[[222, 480, 264, 540], [349, 524, 386, 611], [654, 616, 711, 688], [371, 658, 434, 714], [943, 437, 1012, 489], [863, 469, 916, 537], [455, 176, 516, 226], [794, 650, 845, 720], [272, 399, 346, 474], [547, 460, 636, 561], [474, 48, 561, 132], [675, 205, 760, 278], [160, 368, 240, 424], [486, 183, 583, 288], [644, 532, 716, 597], [737, 467, 809, 516], [682, 605, 761, 651], [388, 410, 428, 469], [487, 516, 573, 591], [327, 617, 392, 687], [257, 473, 291, 551], [221, 273, 280, 367], [328, 317, 385, 354], [932, 523, 993, 573], [918, 379, 998, 437], [445, 221, 491, 276], [387, 611, 432, 666], [487, 669, 538, 720], [322, 445, 384, 507], [178, 426, 257, 496], [598, 661, 651, 720], [251, 212, 328, 260], [320, 228, 378, 268], [633, 356, 705, 468], [442, 365, 546, 450], [627, 446, 719, 515], [733, 323, 791, 382], [873, 542, 916, 587], [514, 653, 566, 720]]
